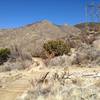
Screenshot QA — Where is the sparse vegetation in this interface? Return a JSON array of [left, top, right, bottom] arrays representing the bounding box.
[[17, 68, 100, 100], [0, 45, 33, 72], [0, 21, 100, 100], [0, 48, 11, 65], [46, 55, 72, 67], [73, 44, 100, 66], [43, 40, 71, 58]]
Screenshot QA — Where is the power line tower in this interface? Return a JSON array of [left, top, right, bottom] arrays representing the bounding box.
[[86, 0, 96, 22], [85, 0, 100, 33], [85, 0, 96, 33], [96, 4, 100, 22]]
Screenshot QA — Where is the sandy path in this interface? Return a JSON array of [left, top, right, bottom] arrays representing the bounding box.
[[0, 76, 30, 100]]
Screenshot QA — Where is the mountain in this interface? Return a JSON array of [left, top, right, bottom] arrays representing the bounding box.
[[0, 20, 81, 57]]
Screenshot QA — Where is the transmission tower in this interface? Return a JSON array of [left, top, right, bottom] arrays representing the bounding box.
[[85, 0, 95, 32], [96, 4, 100, 22], [85, 0, 100, 32]]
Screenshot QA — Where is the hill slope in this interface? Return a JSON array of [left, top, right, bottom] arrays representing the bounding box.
[[0, 20, 81, 56], [75, 22, 100, 33]]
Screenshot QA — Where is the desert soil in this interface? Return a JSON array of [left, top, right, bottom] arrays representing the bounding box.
[[0, 58, 100, 100]]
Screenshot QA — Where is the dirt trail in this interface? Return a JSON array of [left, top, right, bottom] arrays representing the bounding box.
[[0, 58, 100, 100], [0, 75, 30, 100], [0, 58, 45, 100]]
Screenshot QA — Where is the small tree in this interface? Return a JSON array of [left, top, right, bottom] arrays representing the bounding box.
[[43, 40, 70, 58], [0, 48, 11, 65]]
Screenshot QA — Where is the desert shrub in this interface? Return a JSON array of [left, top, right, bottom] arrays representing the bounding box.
[[0, 59, 32, 72], [10, 44, 32, 61], [64, 35, 83, 48], [72, 44, 100, 66], [46, 55, 73, 67], [80, 34, 96, 45], [0, 45, 33, 72], [0, 48, 11, 65], [9, 44, 32, 70], [43, 40, 70, 58]]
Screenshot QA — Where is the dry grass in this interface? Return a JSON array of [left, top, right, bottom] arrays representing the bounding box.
[[0, 58, 100, 100], [17, 66, 100, 100], [94, 79, 100, 87], [0, 45, 33, 72]]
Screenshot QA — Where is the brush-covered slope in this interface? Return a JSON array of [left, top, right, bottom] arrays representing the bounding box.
[[75, 22, 100, 32], [75, 22, 100, 50], [0, 20, 81, 56]]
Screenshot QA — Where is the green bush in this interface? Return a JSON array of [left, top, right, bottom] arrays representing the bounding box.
[[43, 40, 70, 57], [0, 48, 11, 65]]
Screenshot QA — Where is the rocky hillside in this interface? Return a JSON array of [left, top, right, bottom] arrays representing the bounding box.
[[0, 20, 81, 56]]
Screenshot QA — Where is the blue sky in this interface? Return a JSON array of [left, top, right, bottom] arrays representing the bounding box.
[[0, 0, 99, 28]]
